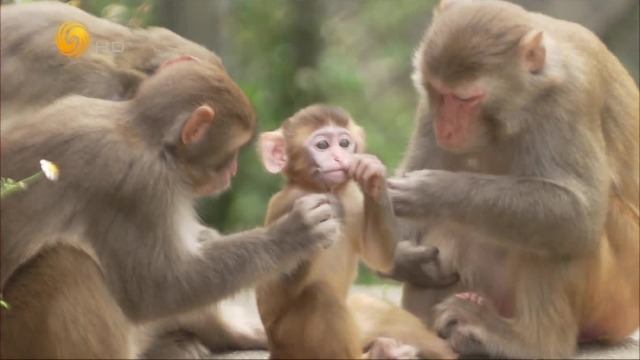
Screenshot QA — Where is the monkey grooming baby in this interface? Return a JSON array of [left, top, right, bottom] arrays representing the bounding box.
[[255, 104, 457, 359], [1, 58, 342, 359], [383, 0, 639, 358]]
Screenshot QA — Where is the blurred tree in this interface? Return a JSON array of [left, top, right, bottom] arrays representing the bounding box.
[[155, 0, 229, 57], [78, 0, 154, 27], [184, 0, 330, 231]]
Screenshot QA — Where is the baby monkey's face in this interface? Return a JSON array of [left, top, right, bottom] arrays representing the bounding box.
[[306, 126, 356, 186]]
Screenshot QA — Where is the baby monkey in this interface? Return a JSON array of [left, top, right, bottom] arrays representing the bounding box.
[[256, 105, 456, 359]]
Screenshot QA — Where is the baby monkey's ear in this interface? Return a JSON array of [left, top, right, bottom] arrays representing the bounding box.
[[349, 122, 366, 153], [258, 130, 288, 173]]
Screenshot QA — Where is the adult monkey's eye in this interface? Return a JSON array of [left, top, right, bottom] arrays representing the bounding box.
[[339, 139, 350, 148], [316, 140, 329, 150]]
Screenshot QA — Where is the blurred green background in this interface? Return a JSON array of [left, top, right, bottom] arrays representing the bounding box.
[[4, 0, 638, 283]]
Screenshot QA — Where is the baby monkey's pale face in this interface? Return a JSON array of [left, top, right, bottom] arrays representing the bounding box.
[[306, 125, 356, 185]]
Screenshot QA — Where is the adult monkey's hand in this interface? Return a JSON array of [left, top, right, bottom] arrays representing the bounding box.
[[378, 241, 459, 288]]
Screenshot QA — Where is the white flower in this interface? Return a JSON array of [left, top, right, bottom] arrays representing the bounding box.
[[40, 160, 60, 181]]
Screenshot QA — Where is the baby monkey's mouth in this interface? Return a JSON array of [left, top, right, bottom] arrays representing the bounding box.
[[315, 167, 349, 187]]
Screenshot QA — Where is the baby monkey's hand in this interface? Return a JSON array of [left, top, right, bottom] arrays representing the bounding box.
[[348, 154, 387, 199]]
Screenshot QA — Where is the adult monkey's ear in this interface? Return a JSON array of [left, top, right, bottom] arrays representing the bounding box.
[[158, 54, 202, 71], [181, 105, 215, 146], [258, 130, 288, 174], [520, 30, 546, 73]]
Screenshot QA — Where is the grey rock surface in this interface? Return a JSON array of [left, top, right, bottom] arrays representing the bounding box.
[[209, 286, 639, 359]]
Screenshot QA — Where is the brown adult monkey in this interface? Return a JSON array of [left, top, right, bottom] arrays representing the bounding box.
[[0, 60, 341, 359], [0, 1, 221, 129], [255, 105, 457, 359], [382, 0, 640, 358], [1, 3, 271, 355]]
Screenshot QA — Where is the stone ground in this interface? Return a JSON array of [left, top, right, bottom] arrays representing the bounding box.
[[209, 285, 639, 359]]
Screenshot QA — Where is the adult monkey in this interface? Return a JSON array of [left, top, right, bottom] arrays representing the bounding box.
[[1, 2, 272, 356], [0, 60, 341, 358], [0, 1, 222, 130], [383, 0, 639, 358]]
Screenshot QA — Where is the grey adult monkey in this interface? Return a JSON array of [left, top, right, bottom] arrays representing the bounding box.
[[1, 59, 341, 359], [383, 0, 639, 358], [1, 1, 221, 130]]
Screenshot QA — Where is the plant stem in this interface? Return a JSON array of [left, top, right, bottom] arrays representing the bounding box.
[[0, 172, 44, 198]]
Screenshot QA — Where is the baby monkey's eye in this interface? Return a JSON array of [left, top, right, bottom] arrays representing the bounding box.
[[339, 139, 350, 148], [316, 140, 329, 150]]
